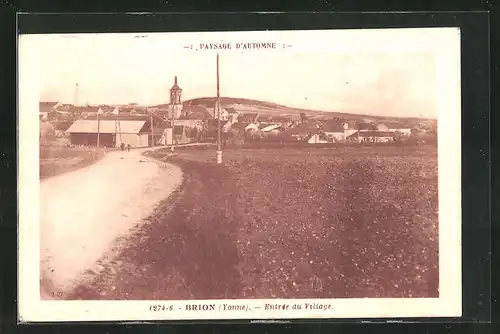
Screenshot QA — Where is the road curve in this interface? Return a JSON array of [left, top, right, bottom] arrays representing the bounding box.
[[40, 148, 182, 295]]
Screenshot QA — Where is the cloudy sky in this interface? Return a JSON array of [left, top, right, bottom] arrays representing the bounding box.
[[20, 31, 440, 118]]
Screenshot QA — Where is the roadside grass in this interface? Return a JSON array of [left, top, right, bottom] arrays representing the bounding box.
[[40, 146, 107, 180], [68, 145, 438, 300]]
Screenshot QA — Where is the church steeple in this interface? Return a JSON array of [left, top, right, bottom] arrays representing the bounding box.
[[169, 76, 183, 119], [170, 76, 182, 105]]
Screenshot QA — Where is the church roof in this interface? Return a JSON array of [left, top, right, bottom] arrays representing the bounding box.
[[171, 76, 182, 90]]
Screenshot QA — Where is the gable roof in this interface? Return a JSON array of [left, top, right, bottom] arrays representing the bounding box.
[[357, 122, 377, 131], [257, 115, 292, 123], [237, 113, 258, 123], [347, 130, 395, 138], [39, 102, 59, 114], [63, 106, 100, 114], [321, 120, 344, 133], [260, 124, 282, 132], [66, 120, 147, 134], [285, 120, 322, 135], [182, 105, 213, 120]]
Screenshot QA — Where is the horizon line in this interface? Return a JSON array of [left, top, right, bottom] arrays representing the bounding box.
[[39, 96, 437, 120]]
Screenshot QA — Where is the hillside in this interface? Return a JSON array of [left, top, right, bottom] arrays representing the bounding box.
[[153, 97, 435, 128]]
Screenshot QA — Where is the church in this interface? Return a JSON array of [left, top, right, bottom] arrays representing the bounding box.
[[168, 76, 183, 119]]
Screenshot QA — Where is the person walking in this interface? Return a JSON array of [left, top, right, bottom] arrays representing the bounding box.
[[127, 144, 131, 152]]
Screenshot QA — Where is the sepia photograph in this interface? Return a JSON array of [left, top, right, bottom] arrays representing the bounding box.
[[18, 28, 462, 322]]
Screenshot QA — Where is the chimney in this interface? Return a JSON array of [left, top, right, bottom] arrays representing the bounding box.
[[174, 76, 178, 85]]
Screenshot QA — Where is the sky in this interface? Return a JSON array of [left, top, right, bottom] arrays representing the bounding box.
[[21, 31, 440, 118]]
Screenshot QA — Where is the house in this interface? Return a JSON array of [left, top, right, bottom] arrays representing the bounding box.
[[321, 120, 345, 142], [245, 122, 260, 132], [381, 121, 412, 136], [65, 119, 152, 148], [71, 106, 101, 119], [260, 124, 283, 133], [307, 132, 329, 144], [175, 105, 213, 135], [237, 113, 259, 124], [225, 107, 239, 117], [39, 101, 59, 120], [151, 127, 172, 145], [346, 130, 395, 143], [204, 119, 229, 141], [284, 119, 323, 140], [357, 122, 378, 132], [256, 115, 292, 126]]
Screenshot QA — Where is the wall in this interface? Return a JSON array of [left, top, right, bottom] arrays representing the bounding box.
[[116, 133, 150, 148], [391, 128, 412, 136], [325, 132, 345, 142]]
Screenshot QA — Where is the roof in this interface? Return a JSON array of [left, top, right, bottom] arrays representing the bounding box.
[[321, 120, 344, 133], [257, 115, 292, 123], [285, 120, 322, 135], [237, 113, 258, 123], [306, 132, 329, 142], [225, 107, 238, 114], [85, 113, 167, 126], [261, 124, 282, 132], [347, 130, 395, 138], [181, 105, 213, 120], [171, 76, 182, 91], [357, 122, 377, 131], [39, 102, 59, 114], [66, 120, 147, 134], [64, 106, 100, 114]]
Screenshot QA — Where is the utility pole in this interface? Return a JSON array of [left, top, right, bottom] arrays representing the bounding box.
[[97, 108, 102, 148], [171, 114, 175, 152], [150, 114, 155, 147], [216, 53, 222, 164]]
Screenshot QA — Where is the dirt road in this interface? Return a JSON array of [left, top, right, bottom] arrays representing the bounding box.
[[40, 148, 183, 295]]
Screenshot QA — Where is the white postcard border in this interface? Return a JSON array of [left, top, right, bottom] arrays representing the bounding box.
[[18, 27, 462, 322]]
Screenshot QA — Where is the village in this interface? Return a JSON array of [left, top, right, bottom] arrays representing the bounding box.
[[39, 76, 437, 149]]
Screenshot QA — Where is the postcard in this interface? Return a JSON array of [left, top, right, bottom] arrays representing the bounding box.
[[18, 27, 462, 322]]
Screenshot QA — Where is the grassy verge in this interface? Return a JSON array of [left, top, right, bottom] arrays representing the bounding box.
[[40, 146, 107, 180], [68, 145, 438, 300]]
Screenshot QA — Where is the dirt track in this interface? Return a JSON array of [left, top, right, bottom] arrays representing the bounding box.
[[40, 148, 183, 296]]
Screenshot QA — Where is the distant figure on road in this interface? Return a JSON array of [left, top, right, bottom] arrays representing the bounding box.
[[120, 143, 125, 151], [127, 144, 131, 152]]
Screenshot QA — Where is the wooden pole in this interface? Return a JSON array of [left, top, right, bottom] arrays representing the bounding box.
[[118, 112, 122, 144], [150, 114, 155, 147], [171, 113, 175, 151], [115, 113, 118, 147], [97, 112, 100, 148], [216, 53, 222, 164]]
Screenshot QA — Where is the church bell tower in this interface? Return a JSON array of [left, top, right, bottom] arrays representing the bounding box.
[[169, 76, 182, 119]]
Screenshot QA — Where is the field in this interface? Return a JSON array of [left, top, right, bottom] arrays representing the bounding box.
[[40, 146, 106, 180], [69, 145, 438, 300]]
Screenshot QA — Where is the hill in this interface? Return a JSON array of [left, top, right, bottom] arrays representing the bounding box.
[[153, 97, 435, 128]]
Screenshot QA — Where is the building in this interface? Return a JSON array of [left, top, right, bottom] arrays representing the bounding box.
[[237, 113, 259, 124], [168, 76, 183, 119], [39, 101, 59, 120], [66, 119, 152, 148], [307, 132, 329, 144], [347, 130, 395, 143], [382, 121, 412, 136], [321, 120, 346, 142]]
